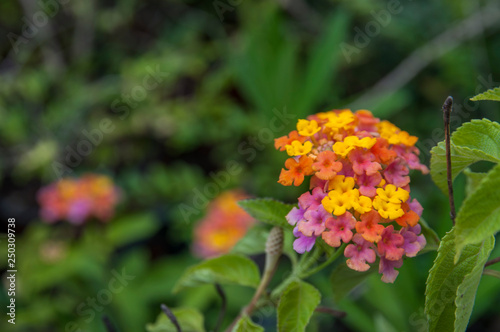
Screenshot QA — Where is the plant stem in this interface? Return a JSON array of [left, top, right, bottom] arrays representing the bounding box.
[[300, 244, 346, 278], [161, 304, 182, 332], [485, 256, 500, 267], [483, 269, 500, 279], [214, 284, 226, 332], [225, 227, 283, 331], [442, 96, 456, 225]]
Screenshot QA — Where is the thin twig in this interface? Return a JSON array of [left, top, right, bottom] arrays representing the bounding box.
[[161, 304, 182, 332], [348, 1, 500, 110], [102, 315, 117, 332], [315, 306, 347, 319], [485, 257, 500, 267], [443, 96, 456, 225], [483, 269, 500, 279], [214, 284, 227, 332]]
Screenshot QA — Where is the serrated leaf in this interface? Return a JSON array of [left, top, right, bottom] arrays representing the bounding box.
[[232, 315, 264, 332], [419, 218, 440, 253], [430, 119, 500, 195], [146, 307, 205, 332], [424, 230, 494, 332], [173, 254, 260, 293], [231, 226, 269, 255], [238, 198, 294, 229], [107, 213, 159, 246], [463, 168, 487, 197], [455, 163, 500, 259], [470, 86, 500, 101], [330, 262, 374, 303], [277, 281, 321, 332]]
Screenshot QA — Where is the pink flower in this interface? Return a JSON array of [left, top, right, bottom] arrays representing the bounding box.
[[312, 151, 343, 180], [337, 159, 355, 177], [293, 227, 317, 253], [377, 226, 404, 261], [298, 205, 329, 236], [383, 159, 410, 187], [344, 233, 376, 271], [349, 150, 382, 176], [355, 210, 385, 243], [67, 199, 92, 225], [408, 198, 423, 217], [298, 187, 326, 210], [400, 224, 426, 257], [286, 206, 305, 226], [355, 172, 382, 197], [379, 257, 403, 283], [322, 212, 356, 247], [393, 146, 429, 174]]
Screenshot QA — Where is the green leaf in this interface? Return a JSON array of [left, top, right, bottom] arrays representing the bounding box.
[[231, 226, 269, 255], [463, 168, 488, 197], [277, 281, 321, 332], [419, 218, 440, 253], [173, 254, 260, 293], [455, 163, 500, 259], [470, 86, 500, 101], [430, 119, 500, 195], [107, 213, 159, 246], [424, 230, 494, 332], [146, 307, 205, 332], [238, 198, 294, 229], [329, 262, 374, 303], [232, 315, 264, 332]]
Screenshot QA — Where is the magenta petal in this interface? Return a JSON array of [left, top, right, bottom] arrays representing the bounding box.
[[293, 227, 316, 253], [379, 257, 403, 283], [286, 206, 305, 226]]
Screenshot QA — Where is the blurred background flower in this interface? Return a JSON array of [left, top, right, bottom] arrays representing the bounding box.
[[193, 190, 254, 258], [37, 174, 120, 224]]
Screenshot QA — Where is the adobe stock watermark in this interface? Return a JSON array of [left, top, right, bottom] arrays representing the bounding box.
[[212, 0, 242, 22], [408, 274, 463, 332], [340, 0, 409, 64], [416, 74, 500, 161], [7, 0, 70, 54], [64, 268, 135, 332], [178, 107, 295, 222], [51, 65, 169, 179]]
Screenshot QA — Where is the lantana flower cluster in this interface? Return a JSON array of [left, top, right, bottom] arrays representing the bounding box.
[[275, 110, 429, 283], [37, 174, 120, 225], [193, 190, 255, 258]]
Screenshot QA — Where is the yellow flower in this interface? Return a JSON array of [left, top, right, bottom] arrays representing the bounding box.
[[297, 119, 321, 137], [398, 131, 418, 146], [376, 184, 409, 204], [322, 191, 353, 216], [332, 141, 354, 157], [373, 196, 404, 219], [353, 195, 373, 214], [324, 110, 355, 130], [328, 175, 355, 193], [286, 140, 313, 156]]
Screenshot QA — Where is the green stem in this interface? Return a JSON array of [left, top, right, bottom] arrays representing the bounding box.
[[300, 244, 346, 278]]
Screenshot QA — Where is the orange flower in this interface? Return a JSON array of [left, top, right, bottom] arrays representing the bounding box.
[[278, 156, 314, 186], [312, 151, 342, 180], [355, 210, 385, 243], [395, 202, 420, 227], [274, 130, 307, 151], [371, 138, 397, 164]]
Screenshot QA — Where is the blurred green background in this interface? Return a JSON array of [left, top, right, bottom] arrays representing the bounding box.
[[1, 0, 500, 331]]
